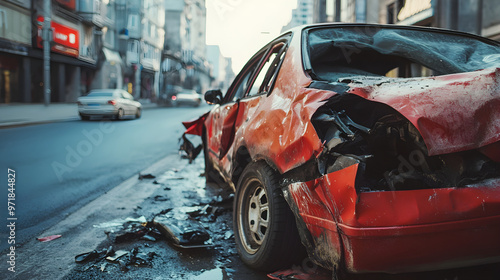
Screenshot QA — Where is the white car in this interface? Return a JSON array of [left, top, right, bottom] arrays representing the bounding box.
[[77, 89, 142, 120], [173, 89, 202, 107]]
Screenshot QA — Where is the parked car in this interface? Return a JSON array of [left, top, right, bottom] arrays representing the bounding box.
[[172, 89, 202, 107], [182, 24, 500, 277], [77, 89, 142, 120], [158, 85, 183, 107]]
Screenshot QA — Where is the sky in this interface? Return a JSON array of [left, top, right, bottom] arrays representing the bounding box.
[[206, 0, 297, 74]]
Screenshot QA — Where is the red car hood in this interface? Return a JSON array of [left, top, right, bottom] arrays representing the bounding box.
[[346, 67, 500, 156]]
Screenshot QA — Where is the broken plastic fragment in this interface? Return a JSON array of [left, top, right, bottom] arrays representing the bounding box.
[[139, 173, 156, 180], [224, 230, 233, 240], [267, 267, 332, 280], [75, 250, 100, 263], [154, 214, 211, 248], [37, 235, 62, 242], [141, 234, 156, 242], [179, 134, 203, 163], [106, 250, 128, 262]]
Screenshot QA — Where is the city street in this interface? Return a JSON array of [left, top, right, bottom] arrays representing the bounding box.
[[0, 105, 209, 251], [1, 105, 499, 279]]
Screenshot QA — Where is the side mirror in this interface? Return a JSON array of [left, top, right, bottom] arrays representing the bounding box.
[[204, 89, 223, 105]]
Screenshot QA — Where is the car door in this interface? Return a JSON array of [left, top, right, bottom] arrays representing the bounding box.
[[206, 56, 261, 161], [207, 35, 290, 164]]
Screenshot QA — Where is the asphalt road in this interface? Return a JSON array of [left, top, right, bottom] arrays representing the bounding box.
[[0, 105, 209, 251]]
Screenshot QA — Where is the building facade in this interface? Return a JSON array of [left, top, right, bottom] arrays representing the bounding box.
[[282, 0, 314, 32], [313, 0, 379, 24], [0, 0, 165, 104], [313, 0, 500, 42], [0, 0, 102, 104], [0, 0, 32, 104], [116, 0, 165, 101], [380, 0, 500, 41], [206, 45, 234, 92], [161, 0, 212, 98]]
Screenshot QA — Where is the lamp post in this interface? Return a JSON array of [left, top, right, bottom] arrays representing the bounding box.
[[43, 0, 51, 106]]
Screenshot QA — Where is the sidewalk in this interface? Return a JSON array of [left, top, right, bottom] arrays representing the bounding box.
[[0, 101, 159, 128]]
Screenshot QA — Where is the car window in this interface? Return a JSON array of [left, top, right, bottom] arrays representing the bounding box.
[[88, 92, 113, 97], [223, 35, 290, 103], [225, 52, 266, 103], [121, 92, 134, 100], [246, 42, 287, 97]]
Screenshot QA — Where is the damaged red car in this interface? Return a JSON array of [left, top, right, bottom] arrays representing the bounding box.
[[182, 24, 500, 276]]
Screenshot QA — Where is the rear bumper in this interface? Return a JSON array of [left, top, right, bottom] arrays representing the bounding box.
[[176, 98, 201, 105], [287, 165, 500, 274], [341, 214, 500, 273], [79, 106, 117, 115]]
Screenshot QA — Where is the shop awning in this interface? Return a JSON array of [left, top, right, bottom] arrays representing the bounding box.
[[102, 48, 123, 65]]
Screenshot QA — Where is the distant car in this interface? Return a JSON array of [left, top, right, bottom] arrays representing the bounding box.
[[182, 24, 500, 276], [172, 89, 202, 107], [77, 89, 142, 120]]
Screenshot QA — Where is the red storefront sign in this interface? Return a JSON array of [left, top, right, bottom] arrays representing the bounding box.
[[36, 16, 79, 57], [55, 0, 76, 11]]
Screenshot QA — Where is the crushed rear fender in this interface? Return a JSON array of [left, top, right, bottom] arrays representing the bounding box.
[[346, 67, 500, 156]]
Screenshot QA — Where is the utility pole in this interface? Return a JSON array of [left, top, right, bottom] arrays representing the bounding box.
[[43, 0, 51, 106]]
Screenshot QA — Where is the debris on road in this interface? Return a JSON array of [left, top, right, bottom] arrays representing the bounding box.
[[154, 195, 169, 201], [36, 234, 62, 242], [138, 173, 156, 180], [267, 266, 332, 280], [75, 250, 101, 263], [111, 221, 162, 243], [179, 134, 202, 163], [224, 230, 233, 240], [106, 250, 129, 262], [93, 216, 147, 230], [154, 214, 211, 248], [75, 246, 114, 263]]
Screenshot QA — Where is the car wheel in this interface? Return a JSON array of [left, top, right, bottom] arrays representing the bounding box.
[[234, 161, 304, 271], [135, 108, 142, 119], [80, 115, 90, 121], [116, 108, 124, 120]]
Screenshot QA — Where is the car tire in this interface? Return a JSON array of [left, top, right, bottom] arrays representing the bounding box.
[[234, 161, 304, 271], [116, 108, 124, 120], [135, 108, 142, 119], [80, 115, 90, 121]]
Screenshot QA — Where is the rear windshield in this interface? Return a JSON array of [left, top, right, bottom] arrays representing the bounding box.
[[306, 27, 500, 81], [87, 92, 114, 97]]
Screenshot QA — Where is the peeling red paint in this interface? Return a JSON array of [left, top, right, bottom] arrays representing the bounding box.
[[348, 67, 500, 156]]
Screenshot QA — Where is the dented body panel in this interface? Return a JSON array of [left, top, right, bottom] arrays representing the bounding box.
[[182, 23, 500, 274], [347, 68, 500, 156], [286, 165, 500, 272]]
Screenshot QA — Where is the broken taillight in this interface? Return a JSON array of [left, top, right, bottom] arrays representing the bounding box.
[[108, 100, 117, 105]]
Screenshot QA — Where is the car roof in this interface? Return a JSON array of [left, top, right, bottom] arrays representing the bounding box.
[[88, 89, 123, 95], [282, 23, 500, 46]]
